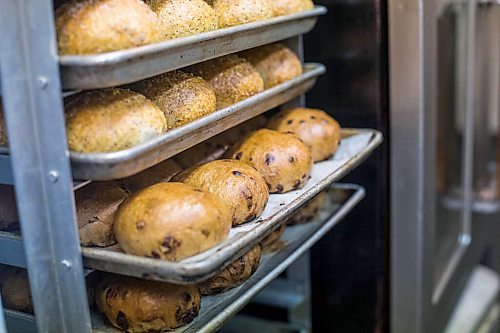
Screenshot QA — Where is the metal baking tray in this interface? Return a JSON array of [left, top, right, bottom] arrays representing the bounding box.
[[3, 184, 364, 333], [69, 63, 325, 180], [0, 63, 324, 180], [59, 6, 327, 90], [81, 129, 383, 284]]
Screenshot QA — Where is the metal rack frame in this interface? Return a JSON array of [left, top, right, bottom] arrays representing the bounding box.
[[0, 1, 380, 332]]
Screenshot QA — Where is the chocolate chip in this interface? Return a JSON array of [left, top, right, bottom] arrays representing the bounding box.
[[287, 119, 293, 124], [150, 251, 160, 258], [251, 262, 259, 275], [293, 180, 301, 189], [232, 170, 242, 176], [88, 216, 100, 224], [265, 154, 275, 165], [201, 229, 210, 237], [161, 236, 181, 253], [300, 120, 305, 124], [276, 184, 284, 193], [249, 157, 253, 161], [288, 157, 295, 163], [286, 131, 295, 135], [208, 287, 225, 294], [302, 174, 307, 179], [183, 292, 192, 302], [116, 311, 129, 330], [235, 152, 242, 160], [310, 115, 316, 119], [136, 221, 145, 230], [177, 308, 199, 323]]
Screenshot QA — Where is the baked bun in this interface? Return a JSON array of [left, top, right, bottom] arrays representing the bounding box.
[[0, 186, 19, 231], [199, 245, 261, 295], [172, 160, 269, 225], [0, 266, 98, 313], [0, 266, 32, 314], [187, 55, 264, 109], [146, 0, 218, 40], [0, 105, 7, 146], [268, 107, 341, 162], [56, 0, 162, 55], [240, 44, 302, 88], [96, 274, 201, 332], [287, 192, 325, 225], [114, 182, 231, 261], [76, 182, 130, 247], [211, 0, 273, 28], [128, 70, 216, 127], [119, 159, 182, 193], [65, 89, 169, 153], [229, 129, 313, 193], [270, 0, 314, 16], [260, 223, 285, 249], [173, 116, 268, 168]]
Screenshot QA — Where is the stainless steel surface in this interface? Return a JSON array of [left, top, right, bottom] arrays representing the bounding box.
[[81, 129, 382, 284], [4, 310, 36, 333], [389, 0, 437, 331], [391, 0, 498, 332], [59, 7, 326, 90], [69, 63, 324, 180], [0, 297, 7, 333], [0, 155, 13, 185], [0, 0, 91, 331], [92, 183, 366, 332]]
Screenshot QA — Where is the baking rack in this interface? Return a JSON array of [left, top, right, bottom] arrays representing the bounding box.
[[0, 1, 381, 332]]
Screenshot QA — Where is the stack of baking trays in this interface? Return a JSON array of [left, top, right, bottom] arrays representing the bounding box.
[[0, 0, 382, 331]]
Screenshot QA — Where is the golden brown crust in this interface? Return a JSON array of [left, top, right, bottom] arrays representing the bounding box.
[[270, 0, 314, 16], [172, 160, 269, 226], [128, 70, 217, 127], [229, 129, 313, 193], [211, 0, 273, 28], [268, 107, 341, 162], [146, 0, 218, 40], [0, 266, 33, 314], [56, 0, 162, 55], [65, 89, 168, 153], [240, 44, 303, 88], [76, 182, 130, 247], [187, 55, 264, 109], [260, 223, 286, 249], [96, 274, 201, 332], [114, 182, 232, 261], [0, 104, 7, 146], [287, 192, 325, 225], [0, 185, 19, 231], [199, 245, 261, 295], [119, 159, 182, 193]]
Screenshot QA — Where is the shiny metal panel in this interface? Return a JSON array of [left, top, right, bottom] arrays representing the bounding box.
[[0, 0, 92, 331]]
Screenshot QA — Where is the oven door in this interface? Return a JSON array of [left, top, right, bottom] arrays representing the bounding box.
[[390, 0, 500, 332]]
